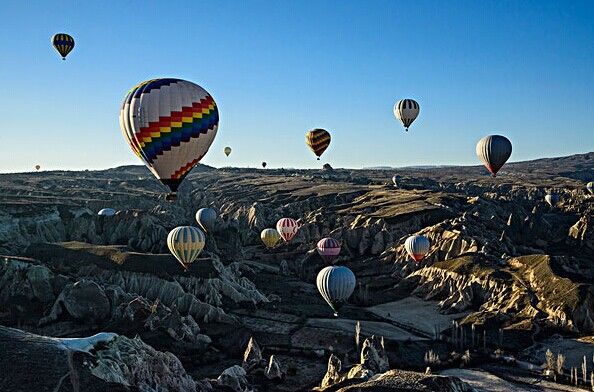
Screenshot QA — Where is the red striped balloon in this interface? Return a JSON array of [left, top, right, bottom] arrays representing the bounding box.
[[276, 218, 299, 242], [317, 237, 341, 264]]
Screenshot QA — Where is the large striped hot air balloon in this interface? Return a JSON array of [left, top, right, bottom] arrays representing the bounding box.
[[587, 182, 593, 195], [119, 78, 219, 200], [317, 266, 356, 316], [167, 226, 206, 270], [52, 33, 75, 60], [393, 99, 420, 131], [476, 135, 512, 177], [404, 235, 430, 263], [196, 208, 217, 233], [317, 237, 341, 265], [276, 218, 299, 242], [305, 129, 331, 160], [261, 228, 281, 249]]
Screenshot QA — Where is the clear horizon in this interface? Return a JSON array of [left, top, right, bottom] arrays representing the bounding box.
[[1, 1, 593, 173]]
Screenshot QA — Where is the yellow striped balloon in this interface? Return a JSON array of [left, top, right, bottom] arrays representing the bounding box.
[[261, 228, 281, 249], [51, 33, 75, 60], [167, 226, 205, 270], [305, 129, 331, 160]]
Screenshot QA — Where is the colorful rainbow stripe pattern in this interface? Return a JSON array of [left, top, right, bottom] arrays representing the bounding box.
[[119, 78, 219, 192], [167, 226, 205, 270], [306, 128, 331, 159], [52, 33, 75, 59]]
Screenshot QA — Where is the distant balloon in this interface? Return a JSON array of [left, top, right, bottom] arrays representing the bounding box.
[[35, 165, 41, 171], [317, 266, 356, 316], [261, 228, 281, 249], [52, 33, 75, 60], [119, 78, 219, 200], [167, 226, 205, 270], [262, 162, 267, 168], [305, 129, 331, 160], [392, 175, 401, 187], [587, 182, 593, 195], [224, 147, 232, 156], [476, 135, 512, 177], [196, 208, 217, 233], [545, 193, 560, 207], [276, 218, 299, 242], [317, 237, 341, 265], [393, 99, 420, 131], [97, 208, 116, 216], [405, 235, 430, 262]]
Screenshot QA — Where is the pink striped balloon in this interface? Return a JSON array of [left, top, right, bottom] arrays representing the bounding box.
[[276, 218, 299, 242], [317, 237, 341, 264]]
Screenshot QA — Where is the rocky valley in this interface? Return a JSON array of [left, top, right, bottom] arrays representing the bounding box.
[[0, 152, 593, 391]]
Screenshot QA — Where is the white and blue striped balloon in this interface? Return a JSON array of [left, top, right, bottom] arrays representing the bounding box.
[[316, 266, 356, 316], [196, 208, 217, 233], [167, 226, 206, 270]]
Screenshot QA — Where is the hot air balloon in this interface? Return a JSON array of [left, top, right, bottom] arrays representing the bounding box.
[[276, 218, 299, 242], [261, 228, 281, 249], [405, 235, 430, 262], [317, 237, 341, 265], [35, 165, 41, 171], [262, 162, 267, 168], [52, 33, 75, 60], [97, 208, 116, 216], [196, 208, 217, 233], [167, 226, 205, 270], [317, 266, 356, 316], [545, 193, 560, 207], [392, 175, 401, 187], [393, 99, 420, 131], [587, 182, 593, 195], [224, 147, 232, 156], [305, 129, 331, 160], [119, 78, 219, 200], [476, 135, 512, 177]]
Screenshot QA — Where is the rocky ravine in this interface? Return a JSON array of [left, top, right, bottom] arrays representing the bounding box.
[[0, 152, 592, 391]]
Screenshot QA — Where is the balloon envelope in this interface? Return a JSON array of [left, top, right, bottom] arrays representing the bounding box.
[[196, 208, 217, 233], [305, 129, 331, 160], [317, 237, 341, 264], [316, 266, 356, 315], [262, 162, 267, 168], [476, 135, 512, 177], [393, 99, 420, 131], [224, 147, 232, 156], [545, 193, 560, 207], [97, 208, 116, 216], [392, 175, 401, 187], [52, 33, 74, 60], [405, 235, 430, 262], [587, 182, 593, 195], [119, 78, 219, 197], [35, 165, 41, 171], [261, 228, 281, 249], [167, 226, 205, 270], [276, 218, 299, 242]]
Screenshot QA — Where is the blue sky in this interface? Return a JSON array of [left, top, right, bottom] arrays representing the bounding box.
[[0, 0, 593, 171]]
